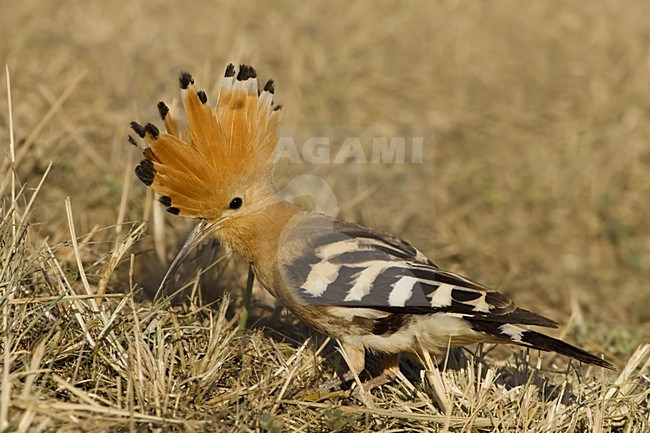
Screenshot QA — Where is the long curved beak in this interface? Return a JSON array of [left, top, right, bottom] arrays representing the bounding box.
[[154, 217, 227, 300]]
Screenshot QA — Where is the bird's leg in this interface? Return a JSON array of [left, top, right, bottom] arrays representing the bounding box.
[[350, 354, 399, 402], [322, 339, 367, 390], [300, 343, 400, 401], [339, 339, 366, 378]]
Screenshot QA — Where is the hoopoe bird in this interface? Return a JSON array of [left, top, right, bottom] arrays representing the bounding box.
[[129, 64, 613, 385]]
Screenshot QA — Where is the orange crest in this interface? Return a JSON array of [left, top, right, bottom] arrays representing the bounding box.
[[131, 64, 282, 219]]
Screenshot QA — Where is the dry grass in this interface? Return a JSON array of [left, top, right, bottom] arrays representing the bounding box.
[[1, 0, 649, 431]]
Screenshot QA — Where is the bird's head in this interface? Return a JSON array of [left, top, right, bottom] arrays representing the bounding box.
[[130, 64, 283, 292]]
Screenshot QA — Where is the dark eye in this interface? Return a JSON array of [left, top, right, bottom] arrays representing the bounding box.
[[229, 197, 243, 209]]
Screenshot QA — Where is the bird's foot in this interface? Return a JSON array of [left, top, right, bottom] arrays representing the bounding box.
[[298, 368, 398, 402], [349, 370, 396, 403], [298, 371, 355, 401]]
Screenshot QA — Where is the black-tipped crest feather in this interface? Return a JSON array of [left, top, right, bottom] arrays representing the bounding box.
[[157, 101, 169, 120], [135, 160, 154, 186], [237, 64, 256, 81], [179, 71, 194, 89], [197, 90, 207, 104], [263, 79, 275, 94], [145, 123, 159, 139], [130, 121, 146, 138], [159, 196, 172, 207], [224, 63, 235, 77]]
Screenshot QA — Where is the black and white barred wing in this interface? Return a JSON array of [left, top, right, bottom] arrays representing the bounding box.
[[280, 215, 613, 368], [282, 217, 557, 328]]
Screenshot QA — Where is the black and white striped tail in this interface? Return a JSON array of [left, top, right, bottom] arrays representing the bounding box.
[[470, 320, 613, 369]]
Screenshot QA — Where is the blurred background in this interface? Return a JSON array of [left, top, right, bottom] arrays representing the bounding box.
[[1, 0, 648, 357]]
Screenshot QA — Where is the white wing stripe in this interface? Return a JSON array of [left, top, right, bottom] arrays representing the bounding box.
[[429, 283, 454, 307], [304, 261, 341, 297], [344, 262, 389, 301], [315, 236, 414, 261], [499, 324, 524, 341], [470, 296, 491, 313], [315, 239, 366, 259], [388, 276, 418, 307]]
